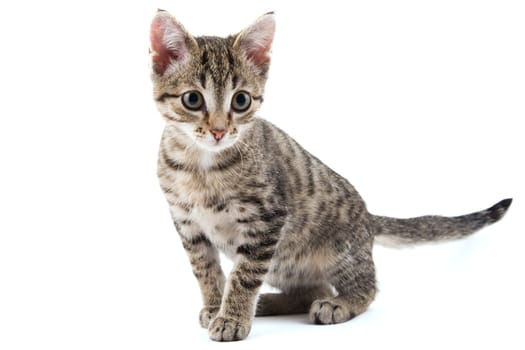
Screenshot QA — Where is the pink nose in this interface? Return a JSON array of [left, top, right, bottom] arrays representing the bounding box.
[[210, 129, 226, 141]]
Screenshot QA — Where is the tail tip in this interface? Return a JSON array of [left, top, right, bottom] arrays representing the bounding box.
[[488, 198, 513, 223]]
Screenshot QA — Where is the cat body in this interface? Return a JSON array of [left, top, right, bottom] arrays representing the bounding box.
[[159, 117, 368, 290], [150, 10, 512, 341]]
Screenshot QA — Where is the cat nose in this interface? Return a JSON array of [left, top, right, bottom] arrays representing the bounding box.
[[210, 129, 226, 141]]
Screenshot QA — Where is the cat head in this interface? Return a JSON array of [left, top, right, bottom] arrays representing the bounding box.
[[150, 10, 275, 152]]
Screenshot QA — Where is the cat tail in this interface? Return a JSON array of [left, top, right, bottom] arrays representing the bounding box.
[[370, 198, 512, 247]]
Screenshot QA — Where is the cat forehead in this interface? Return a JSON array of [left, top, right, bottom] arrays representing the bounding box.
[[194, 36, 239, 88]]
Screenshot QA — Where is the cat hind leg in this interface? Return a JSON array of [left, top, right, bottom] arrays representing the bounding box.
[[310, 241, 376, 324]]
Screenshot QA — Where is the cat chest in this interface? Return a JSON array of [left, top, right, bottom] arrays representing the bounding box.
[[187, 205, 242, 258]]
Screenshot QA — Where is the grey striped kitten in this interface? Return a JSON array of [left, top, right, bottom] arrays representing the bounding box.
[[149, 10, 512, 342]]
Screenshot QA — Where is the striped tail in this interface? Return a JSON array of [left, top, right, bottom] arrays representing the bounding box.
[[372, 198, 512, 247]]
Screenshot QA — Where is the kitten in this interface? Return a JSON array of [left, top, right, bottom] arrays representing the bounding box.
[[149, 10, 512, 342]]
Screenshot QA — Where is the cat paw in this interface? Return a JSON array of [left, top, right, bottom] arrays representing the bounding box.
[[208, 316, 251, 342], [309, 299, 356, 325], [199, 306, 219, 328]]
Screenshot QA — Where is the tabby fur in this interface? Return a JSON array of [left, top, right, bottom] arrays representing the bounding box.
[[149, 10, 512, 341]]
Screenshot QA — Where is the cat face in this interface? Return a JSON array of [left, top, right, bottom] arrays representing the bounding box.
[[150, 11, 275, 153]]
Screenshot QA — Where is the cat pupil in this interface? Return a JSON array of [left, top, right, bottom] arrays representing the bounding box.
[[189, 93, 199, 105], [236, 94, 246, 106]]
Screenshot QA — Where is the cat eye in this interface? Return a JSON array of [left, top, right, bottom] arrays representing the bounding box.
[[231, 91, 252, 112], [181, 91, 204, 110]]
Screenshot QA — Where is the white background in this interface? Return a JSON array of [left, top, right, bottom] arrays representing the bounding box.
[[0, 1, 523, 349]]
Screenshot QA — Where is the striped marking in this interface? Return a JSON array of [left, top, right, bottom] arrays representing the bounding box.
[[156, 93, 180, 102]]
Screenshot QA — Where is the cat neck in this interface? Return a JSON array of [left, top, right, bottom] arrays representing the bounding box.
[[161, 132, 244, 173]]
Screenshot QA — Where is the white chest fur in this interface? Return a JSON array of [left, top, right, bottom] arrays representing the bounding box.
[[188, 205, 240, 259]]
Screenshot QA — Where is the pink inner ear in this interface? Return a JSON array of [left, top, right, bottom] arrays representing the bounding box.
[[238, 15, 275, 70], [150, 19, 170, 75], [245, 37, 273, 67], [150, 16, 185, 75]]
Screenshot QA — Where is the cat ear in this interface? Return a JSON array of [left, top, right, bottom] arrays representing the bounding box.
[[150, 10, 196, 75], [234, 12, 276, 74]]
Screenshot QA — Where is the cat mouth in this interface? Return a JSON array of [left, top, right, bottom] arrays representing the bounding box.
[[197, 137, 235, 152]]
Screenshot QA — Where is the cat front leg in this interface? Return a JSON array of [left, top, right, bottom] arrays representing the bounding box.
[[208, 234, 279, 341], [179, 233, 225, 328]]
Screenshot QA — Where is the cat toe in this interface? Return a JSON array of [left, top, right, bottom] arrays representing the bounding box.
[[199, 306, 219, 328], [208, 316, 251, 341], [309, 299, 355, 325]]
